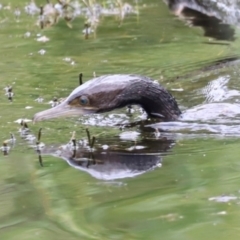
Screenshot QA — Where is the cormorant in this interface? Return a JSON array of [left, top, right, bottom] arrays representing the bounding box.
[[33, 74, 181, 122]]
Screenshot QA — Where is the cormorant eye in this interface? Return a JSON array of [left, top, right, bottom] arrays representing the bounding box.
[[79, 96, 89, 105]]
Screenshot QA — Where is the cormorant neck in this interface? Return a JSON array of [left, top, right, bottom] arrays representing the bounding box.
[[117, 79, 181, 121]]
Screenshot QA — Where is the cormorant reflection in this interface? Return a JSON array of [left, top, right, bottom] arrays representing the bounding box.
[[40, 136, 175, 180]]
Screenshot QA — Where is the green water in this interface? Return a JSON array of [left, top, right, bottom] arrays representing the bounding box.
[[1, 0, 240, 239]]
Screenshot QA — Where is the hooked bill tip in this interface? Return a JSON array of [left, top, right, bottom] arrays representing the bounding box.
[[32, 114, 38, 123], [32, 112, 45, 123], [32, 116, 37, 124]]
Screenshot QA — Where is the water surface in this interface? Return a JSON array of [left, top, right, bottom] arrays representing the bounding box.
[[1, 0, 240, 239]]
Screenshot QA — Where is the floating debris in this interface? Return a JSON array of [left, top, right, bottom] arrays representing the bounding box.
[[20, 121, 31, 138], [25, 106, 33, 109], [0, 141, 10, 156], [14, 118, 32, 124], [14, 7, 21, 21], [63, 57, 71, 62], [62, 57, 75, 65], [35, 96, 44, 103], [154, 213, 183, 222], [0, 133, 17, 156], [36, 128, 44, 167], [83, 23, 94, 39], [36, 35, 50, 42], [4, 85, 14, 102], [215, 211, 227, 215], [8, 133, 16, 144], [24, 32, 31, 38], [38, 49, 46, 55], [25, 134, 36, 142], [18, 120, 30, 138], [3, 85, 9, 93], [208, 195, 238, 203]]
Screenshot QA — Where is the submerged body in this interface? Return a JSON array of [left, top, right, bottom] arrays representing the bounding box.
[[33, 74, 182, 122]]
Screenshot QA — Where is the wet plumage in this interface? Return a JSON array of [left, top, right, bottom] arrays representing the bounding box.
[[33, 74, 181, 122]]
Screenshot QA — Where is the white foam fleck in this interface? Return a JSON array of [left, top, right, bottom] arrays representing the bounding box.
[[208, 195, 237, 203], [14, 118, 32, 124]]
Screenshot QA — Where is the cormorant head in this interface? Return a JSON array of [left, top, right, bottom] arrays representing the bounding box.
[[33, 75, 136, 122]]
